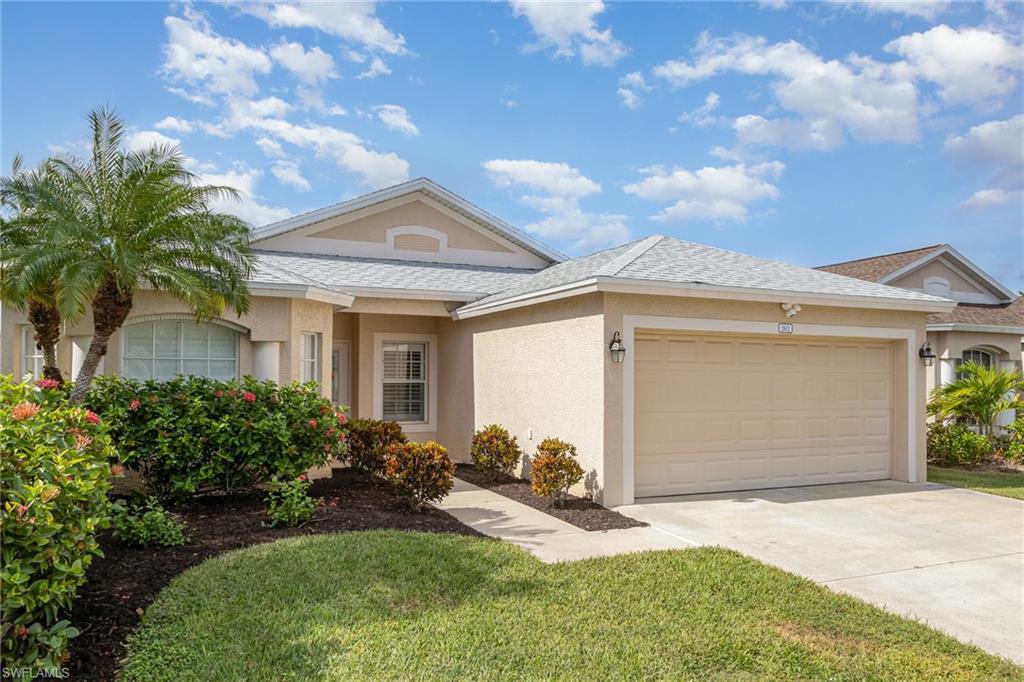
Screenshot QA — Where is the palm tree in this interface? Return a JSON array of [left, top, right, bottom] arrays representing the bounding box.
[[927, 362, 1024, 436], [1, 156, 66, 382], [2, 108, 254, 402]]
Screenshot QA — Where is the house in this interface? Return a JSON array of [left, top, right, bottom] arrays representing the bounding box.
[[817, 245, 1024, 411], [1, 178, 958, 506]]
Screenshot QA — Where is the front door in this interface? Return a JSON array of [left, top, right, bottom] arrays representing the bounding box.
[[331, 341, 351, 409]]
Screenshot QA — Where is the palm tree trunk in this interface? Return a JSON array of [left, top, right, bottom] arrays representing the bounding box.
[[69, 278, 133, 404], [27, 299, 63, 383]]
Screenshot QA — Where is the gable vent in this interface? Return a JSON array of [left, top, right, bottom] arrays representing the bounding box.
[[393, 233, 441, 252]]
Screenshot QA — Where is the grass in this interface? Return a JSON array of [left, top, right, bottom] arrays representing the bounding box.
[[119, 531, 1020, 681], [928, 464, 1024, 500]]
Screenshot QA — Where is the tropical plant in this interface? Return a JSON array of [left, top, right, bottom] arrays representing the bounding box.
[[927, 362, 1024, 436], [111, 497, 188, 547], [0, 108, 254, 403], [925, 422, 991, 465], [265, 476, 318, 527], [347, 418, 407, 479], [383, 440, 455, 511], [471, 424, 522, 480], [530, 437, 584, 507], [1, 156, 66, 382]]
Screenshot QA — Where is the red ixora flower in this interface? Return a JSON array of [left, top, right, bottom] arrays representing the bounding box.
[[242, 391, 256, 403], [84, 410, 101, 424], [11, 402, 40, 421], [16, 504, 28, 517], [298, 474, 308, 482], [110, 464, 126, 476], [129, 399, 141, 411], [214, 390, 225, 398], [308, 418, 317, 428], [336, 412, 347, 425], [34, 378, 60, 390]]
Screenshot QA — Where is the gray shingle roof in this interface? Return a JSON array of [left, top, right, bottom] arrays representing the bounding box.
[[458, 235, 952, 313], [252, 250, 539, 297]]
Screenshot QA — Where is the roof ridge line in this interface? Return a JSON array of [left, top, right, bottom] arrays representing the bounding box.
[[598, 235, 666, 277]]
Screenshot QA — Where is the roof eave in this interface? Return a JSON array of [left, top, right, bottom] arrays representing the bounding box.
[[878, 245, 1017, 301], [927, 322, 1024, 335], [247, 283, 354, 308]]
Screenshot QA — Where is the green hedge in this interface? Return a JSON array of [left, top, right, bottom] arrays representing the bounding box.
[[926, 422, 991, 465], [85, 375, 348, 498], [1, 376, 114, 670]]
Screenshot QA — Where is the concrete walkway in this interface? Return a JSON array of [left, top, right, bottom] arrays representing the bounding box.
[[437, 478, 689, 563]]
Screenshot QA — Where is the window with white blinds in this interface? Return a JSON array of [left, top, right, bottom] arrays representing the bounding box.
[[122, 321, 238, 381], [301, 333, 320, 383], [381, 341, 427, 422], [22, 327, 43, 379]]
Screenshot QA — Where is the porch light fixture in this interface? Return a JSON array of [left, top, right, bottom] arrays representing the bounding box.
[[609, 331, 626, 363], [919, 342, 936, 367]]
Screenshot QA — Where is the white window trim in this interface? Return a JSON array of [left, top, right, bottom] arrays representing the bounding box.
[[21, 326, 43, 380], [372, 332, 438, 433], [120, 320, 239, 381], [619, 315, 922, 506], [300, 332, 321, 384]]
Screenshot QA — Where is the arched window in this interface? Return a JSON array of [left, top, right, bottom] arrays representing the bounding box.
[[956, 348, 995, 380], [122, 319, 239, 381]]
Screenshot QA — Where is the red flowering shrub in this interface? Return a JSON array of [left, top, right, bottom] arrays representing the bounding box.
[[471, 424, 522, 480], [1, 375, 115, 669], [383, 440, 455, 510], [85, 376, 348, 498], [530, 438, 584, 507], [346, 418, 406, 479]]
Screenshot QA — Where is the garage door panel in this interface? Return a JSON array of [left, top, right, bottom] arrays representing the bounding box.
[[635, 331, 892, 498]]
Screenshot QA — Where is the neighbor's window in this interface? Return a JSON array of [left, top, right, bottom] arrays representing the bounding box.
[[22, 327, 43, 379], [381, 341, 426, 423], [122, 320, 239, 381], [300, 333, 320, 383]]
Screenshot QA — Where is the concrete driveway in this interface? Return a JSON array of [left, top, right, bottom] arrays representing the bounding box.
[[617, 480, 1024, 663]]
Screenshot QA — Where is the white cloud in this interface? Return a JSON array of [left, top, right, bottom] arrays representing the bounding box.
[[885, 25, 1023, 109], [835, 1, 951, 20], [734, 114, 845, 151], [375, 104, 419, 136], [200, 167, 292, 226], [256, 137, 286, 158], [269, 40, 336, 85], [356, 55, 391, 79], [482, 158, 625, 250], [624, 161, 785, 222], [125, 130, 181, 151], [162, 8, 271, 99], [678, 91, 722, 128], [617, 71, 650, 109], [154, 116, 194, 134], [653, 32, 919, 149], [241, 2, 407, 55], [757, 0, 791, 8], [271, 160, 312, 191], [510, 0, 627, 67], [944, 115, 1024, 211]]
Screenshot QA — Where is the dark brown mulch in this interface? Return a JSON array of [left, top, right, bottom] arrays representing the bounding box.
[[67, 468, 479, 682], [455, 464, 646, 532]]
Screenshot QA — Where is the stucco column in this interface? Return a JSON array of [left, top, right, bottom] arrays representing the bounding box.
[[939, 358, 956, 386], [253, 341, 281, 383], [71, 337, 89, 378]]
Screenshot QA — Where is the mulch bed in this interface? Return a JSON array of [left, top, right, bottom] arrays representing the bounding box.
[[455, 464, 646, 532], [67, 468, 479, 682]]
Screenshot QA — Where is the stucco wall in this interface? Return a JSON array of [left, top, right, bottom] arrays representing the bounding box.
[[889, 259, 989, 297], [287, 298, 335, 398], [601, 293, 930, 506]]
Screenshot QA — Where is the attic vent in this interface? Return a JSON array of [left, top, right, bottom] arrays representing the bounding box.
[[393, 234, 441, 252]]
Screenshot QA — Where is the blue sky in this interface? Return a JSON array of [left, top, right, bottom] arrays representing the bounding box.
[[3, 1, 1022, 289]]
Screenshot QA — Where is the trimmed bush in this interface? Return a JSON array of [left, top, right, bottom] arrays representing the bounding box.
[[471, 424, 522, 480], [85, 375, 348, 499], [926, 422, 991, 465], [265, 476, 318, 527], [1, 375, 114, 670], [383, 441, 455, 511], [1006, 416, 1024, 463], [111, 498, 187, 548], [530, 438, 584, 507], [347, 418, 406, 479]]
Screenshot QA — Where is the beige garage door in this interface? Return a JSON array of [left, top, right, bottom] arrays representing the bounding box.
[[635, 331, 892, 498]]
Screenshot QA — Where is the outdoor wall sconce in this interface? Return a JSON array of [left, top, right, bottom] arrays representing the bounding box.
[[609, 331, 626, 363], [781, 302, 802, 318], [919, 342, 936, 367]]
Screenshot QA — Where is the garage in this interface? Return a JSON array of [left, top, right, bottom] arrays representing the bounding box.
[[634, 330, 893, 498]]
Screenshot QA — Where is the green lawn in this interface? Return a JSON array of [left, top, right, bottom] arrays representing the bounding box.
[[119, 531, 1018, 681], [929, 465, 1024, 500]]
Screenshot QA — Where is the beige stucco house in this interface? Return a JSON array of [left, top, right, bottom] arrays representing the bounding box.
[[818, 245, 1023, 428], [2, 179, 962, 506]]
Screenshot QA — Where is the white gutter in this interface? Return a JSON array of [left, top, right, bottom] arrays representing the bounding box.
[[927, 322, 1024, 335], [247, 283, 354, 308]]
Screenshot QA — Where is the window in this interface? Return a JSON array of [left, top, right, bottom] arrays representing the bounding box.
[[381, 341, 426, 422], [956, 348, 995, 379], [300, 333, 320, 383], [122, 320, 238, 381], [22, 327, 43, 379]]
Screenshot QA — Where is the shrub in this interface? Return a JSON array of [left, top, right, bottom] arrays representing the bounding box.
[[85, 375, 348, 499], [471, 424, 522, 480], [0, 375, 114, 670], [383, 441, 455, 511], [926, 422, 991, 465], [530, 438, 584, 507], [1006, 416, 1024, 463], [265, 476, 318, 527], [111, 498, 187, 547], [347, 418, 406, 479]]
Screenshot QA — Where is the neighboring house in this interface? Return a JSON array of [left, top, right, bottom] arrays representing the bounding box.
[[817, 245, 1024, 413], [1, 179, 956, 506]]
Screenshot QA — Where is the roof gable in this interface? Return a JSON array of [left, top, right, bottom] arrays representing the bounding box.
[[816, 245, 943, 282]]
